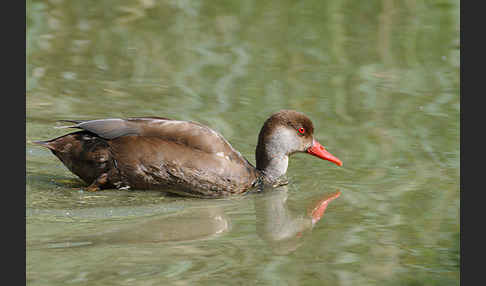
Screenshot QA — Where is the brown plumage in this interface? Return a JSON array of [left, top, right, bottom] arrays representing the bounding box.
[[33, 110, 342, 198]]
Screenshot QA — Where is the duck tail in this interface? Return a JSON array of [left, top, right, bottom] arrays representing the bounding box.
[[30, 140, 55, 150], [30, 120, 86, 148]]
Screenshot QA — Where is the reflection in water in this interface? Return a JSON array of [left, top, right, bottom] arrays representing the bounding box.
[[255, 187, 341, 255], [37, 188, 340, 255], [42, 207, 231, 248]]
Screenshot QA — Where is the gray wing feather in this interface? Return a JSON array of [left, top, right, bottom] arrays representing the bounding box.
[[59, 120, 88, 124], [69, 119, 140, 139]]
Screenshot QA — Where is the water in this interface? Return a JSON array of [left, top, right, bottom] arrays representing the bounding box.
[[26, 0, 460, 285]]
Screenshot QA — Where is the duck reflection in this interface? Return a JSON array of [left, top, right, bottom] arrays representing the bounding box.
[[44, 206, 230, 248], [255, 186, 341, 254], [43, 188, 340, 253], [103, 207, 230, 244]]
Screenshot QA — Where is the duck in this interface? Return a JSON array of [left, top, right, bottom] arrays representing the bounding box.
[[33, 110, 342, 198]]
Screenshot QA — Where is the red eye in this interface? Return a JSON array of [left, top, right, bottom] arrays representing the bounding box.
[[298, 127, 305, 134]]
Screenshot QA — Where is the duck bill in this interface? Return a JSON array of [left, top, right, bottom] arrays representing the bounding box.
[[307, 140, 343, 167]]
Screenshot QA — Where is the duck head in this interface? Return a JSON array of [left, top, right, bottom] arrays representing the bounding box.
[[255, 110, 342, 183]]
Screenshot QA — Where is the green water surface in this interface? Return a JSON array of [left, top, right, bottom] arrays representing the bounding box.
[[26, 0, 460, 285]]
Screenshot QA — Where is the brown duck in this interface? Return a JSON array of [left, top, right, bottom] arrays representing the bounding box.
[[33, 110, 342, 198]]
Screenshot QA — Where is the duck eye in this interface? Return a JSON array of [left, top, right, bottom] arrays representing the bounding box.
[[298, 127, 305, 134]]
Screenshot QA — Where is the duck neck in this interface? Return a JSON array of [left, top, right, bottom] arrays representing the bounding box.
[[255, 128, 293, 184], [257, 154, 289, 183]]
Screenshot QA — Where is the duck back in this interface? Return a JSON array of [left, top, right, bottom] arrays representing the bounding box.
[[35, 117, 260, 197]]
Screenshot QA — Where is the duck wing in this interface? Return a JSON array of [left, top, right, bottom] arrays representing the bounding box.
[[60, 118, 140, 140], [60, 117, 243, 157]]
